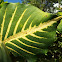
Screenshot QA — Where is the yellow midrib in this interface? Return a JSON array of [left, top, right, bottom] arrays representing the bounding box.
[[3, 19, 57, 43]]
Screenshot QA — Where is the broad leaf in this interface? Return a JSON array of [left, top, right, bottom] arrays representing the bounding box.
[[0, 3, 61, 61]]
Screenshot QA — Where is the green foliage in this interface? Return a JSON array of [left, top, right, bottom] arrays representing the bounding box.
[[22, 0, 46, 10], [57, 12, 62, 33], [57, 12, 62, 55], [0, 0, 8, 9], [0, 2, 62, 62], [0, 43, 12, 62], [21, 0, 59, 11], [57, 20, 62, 33], [0, 0, 3, 8], [0, 0, 4, 4]]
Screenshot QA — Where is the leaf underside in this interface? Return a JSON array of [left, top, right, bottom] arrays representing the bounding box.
[[0, 3, 58, 58]]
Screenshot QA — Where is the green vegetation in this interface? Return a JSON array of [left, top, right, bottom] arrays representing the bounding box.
[[0, 0, 62, 62], [21, 0, 62, 12]]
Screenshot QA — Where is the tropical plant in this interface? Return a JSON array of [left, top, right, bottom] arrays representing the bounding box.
[[21, 0, 62, 13], [0, 2, 62, 62]]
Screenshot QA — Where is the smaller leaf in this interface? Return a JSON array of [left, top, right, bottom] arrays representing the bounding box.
[[57, 19, 62, 33], [0, 43, 12, 62]]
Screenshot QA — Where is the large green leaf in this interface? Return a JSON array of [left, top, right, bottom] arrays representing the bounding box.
[[0, 3, 62, 61]]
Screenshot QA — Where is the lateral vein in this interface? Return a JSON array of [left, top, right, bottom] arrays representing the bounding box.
[[21, 15, 31, 31], [16, 39, 39, 49], [6, 46, 21, 55], [13, 8, 27, 35], [7, 41, 35, 55], [4, 7, 17, 40], [1, 8, 7, 40]]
